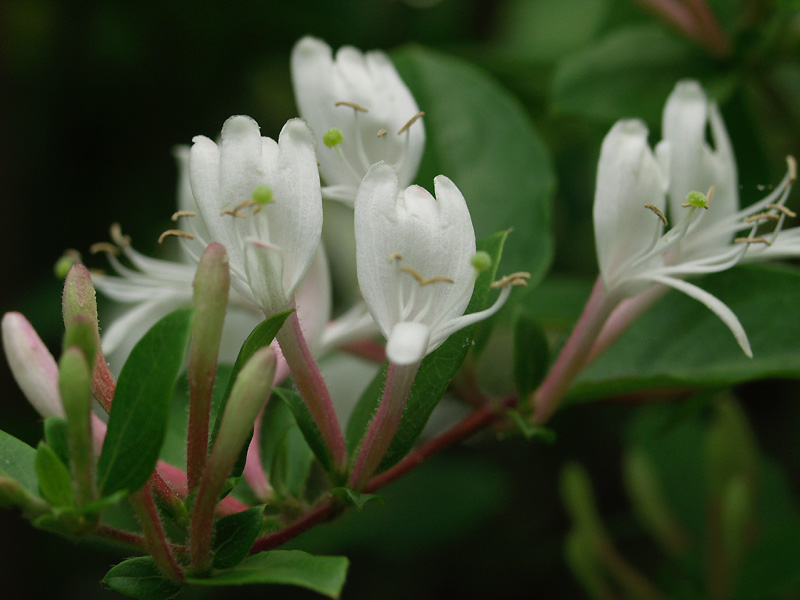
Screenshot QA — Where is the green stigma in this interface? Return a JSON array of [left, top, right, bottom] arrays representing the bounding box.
[[323, 128, 344, 148], [54, 251, 81, 280], [686, 190, 709, 209], [470, 251, 492, 273], [252, 185, 274, 205]]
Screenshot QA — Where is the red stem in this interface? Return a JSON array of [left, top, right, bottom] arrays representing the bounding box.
[[130, 486, 184, 582]]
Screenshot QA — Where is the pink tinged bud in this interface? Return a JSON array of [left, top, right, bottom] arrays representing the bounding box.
[[2, 312, 63, 418], [62, 264, 115, 412], [187, 243, 230, 491]]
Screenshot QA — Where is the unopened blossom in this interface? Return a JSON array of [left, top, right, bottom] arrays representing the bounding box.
[[291, 36, 425, 205], [355, 162, 525, 366]]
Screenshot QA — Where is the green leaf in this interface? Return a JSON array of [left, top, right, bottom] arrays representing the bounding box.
[[97, 307, 194, 496], [331, 487, 385, 511], [571, 265, 800, 401], [103, 557, 181, 600], [35, 442, 74, 507], [393, 46, 554, 282], [43, 417, 70, 468], [552, 25, 695, 124], [260, 398, 314, 498], [210, 311, 291, 478], [273, 388, 333, 473], [187, 550, 349, 599], [345, 231, 508, 472], [213, 507, 264, 569], [0, 429, 40, 497], [512, 311, 550, 397]]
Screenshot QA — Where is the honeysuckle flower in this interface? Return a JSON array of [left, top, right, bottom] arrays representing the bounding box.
[[291, 36, 425, 205], [355, 162, 525, 366]]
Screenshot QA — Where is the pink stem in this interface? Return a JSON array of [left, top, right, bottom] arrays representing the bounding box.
[[533, 276, 618, 424], [276, 309, 347, 475], [130, 485, 184, 583]]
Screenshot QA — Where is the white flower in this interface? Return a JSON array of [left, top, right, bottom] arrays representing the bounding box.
[[355, 162, 517, 365], [183, 115, 323, 317], [291, 36, 425, 205], [593, 94, 795, 357]]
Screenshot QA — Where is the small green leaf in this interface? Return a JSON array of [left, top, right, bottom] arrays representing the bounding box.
[[104, 556, 182, 600], [273, 388, 333, 473], [0, 429, 40, 497], [43, 417, 70, 468], [506, 410, 557, 443], [187, 550, 349, 599], [331, 487, 385, 511], [97, 307, 194, 497], [35, 442, 74, 507], [345, 231, 508, 472], [213, 507, 264, 569], [512, 311, 550, 397]]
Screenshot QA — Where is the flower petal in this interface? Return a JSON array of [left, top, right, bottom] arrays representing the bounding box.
[[386, 321, 430, 365], [244, 239, 287, 317]]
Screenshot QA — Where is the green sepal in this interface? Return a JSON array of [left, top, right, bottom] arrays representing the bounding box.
[[331, 487, 385, 511], [505, 410, 557, 443]]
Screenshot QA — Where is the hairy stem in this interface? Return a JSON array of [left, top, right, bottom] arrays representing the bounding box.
[[130, 486, 184, 583]]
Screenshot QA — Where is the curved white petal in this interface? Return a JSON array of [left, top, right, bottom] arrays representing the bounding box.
[[594, 120, 667, 292], [244, 239, 287, 317], [645, 273, 752, 357], [386, 321, 430, 365]]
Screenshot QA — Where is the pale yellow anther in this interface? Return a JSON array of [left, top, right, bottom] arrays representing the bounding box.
[[767, 204, 797, 218], [744, 212, 780, 223], [398, 111, 425, 135], [388, 251, 404, 263], [706, 185, 716, 205], [88, 268, 107, 277], [158, 229, 195, 244], [787, 155, 797, 184], [377, 128, 388, 138], [219, 209, 248, 218], [171, 210, 197, 222], [644, 204, 668, 227], [110, 223, 131, 246], [400, 266, 454, 286], [89, 242, 119, 256], [335, 101, 369, 113], [734, 236, 772, 246], [490, 272, 531, 289]]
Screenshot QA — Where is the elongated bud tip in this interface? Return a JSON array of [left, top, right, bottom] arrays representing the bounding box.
[[252, 185, 274, 205], [62, 264, 99, 328], [323, 127, 344, 148], [470, 251, 492, 273], [54, 250, 82, 280], [2, 312, 63, 418]]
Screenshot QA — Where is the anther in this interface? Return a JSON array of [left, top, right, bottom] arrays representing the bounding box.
[[400, 266, 454, 286], [158, 229, 195, 244], [644, 204, 668, 226], [171, 210, 196, 222], [767, 204, 797, 218], [490, 272, 531, 289], [88, 268, 107, 277], [388, 251, 404, 263], [220, 208, 248, 218], [89, 242, 119, 256], [377, 128, 388, 138], [110, 223, 131, 246], [735, 236, 772, 246], [397, 111, 425, 135], [744, 212, 780, 223], [788, 155, 797, 184], [335, 101, 369, 113]]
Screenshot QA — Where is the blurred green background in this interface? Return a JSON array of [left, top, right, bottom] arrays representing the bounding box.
[[2, 0, 800, 598]]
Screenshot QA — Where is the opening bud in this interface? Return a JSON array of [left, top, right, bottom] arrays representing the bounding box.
[[323, 127, 344, 148]]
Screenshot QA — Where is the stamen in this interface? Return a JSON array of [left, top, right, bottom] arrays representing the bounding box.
[[88, 268, 107, 276], [490, 272, 531, 289], [788, 155, 797, 184], [171, 210, 196, 221], [767, 204, 797, 218], [644, 204, 668, 226], [388, 251, 404, 263], [400, 266, 454, 286], [335, 101, 369, 113], [397, 111, 425, 135], [744, 212, 780, 223], [377, 128, 387, 138], [220, 208, 248, 218], [158, 229, 195, 244], [110, 223, 131, 246], [89, 242, 119, 256], [734, 236, 772, 246]]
